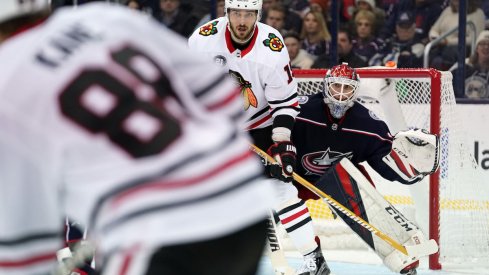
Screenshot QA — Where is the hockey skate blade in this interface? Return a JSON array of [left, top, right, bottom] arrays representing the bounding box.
[[405, 239, 439, 257]]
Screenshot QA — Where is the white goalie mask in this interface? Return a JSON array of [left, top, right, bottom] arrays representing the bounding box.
[[323, 63, 360, 119], [0, 0, 49, 24]]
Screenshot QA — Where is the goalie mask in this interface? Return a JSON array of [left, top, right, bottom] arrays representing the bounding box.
[[323, 63, 360, 119], [225, 0, 262, 44]]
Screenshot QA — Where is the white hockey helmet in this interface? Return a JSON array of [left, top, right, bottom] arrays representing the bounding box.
[[323, 63, 361, 118], [0, 0, 49, 24], [225, 0, 263, 20]]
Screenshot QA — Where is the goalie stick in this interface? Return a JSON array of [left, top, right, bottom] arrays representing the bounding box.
[[250, 144, 438, 258]]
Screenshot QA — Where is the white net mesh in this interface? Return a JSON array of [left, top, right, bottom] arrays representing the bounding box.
[[293, 68, 489, 270]]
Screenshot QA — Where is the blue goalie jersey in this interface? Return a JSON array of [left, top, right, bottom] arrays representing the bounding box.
[[292, 93, 410, 200]]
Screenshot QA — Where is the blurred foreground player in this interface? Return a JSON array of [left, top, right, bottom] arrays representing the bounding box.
[[0, 1, 275, 274], [292, 63, 440, 275]]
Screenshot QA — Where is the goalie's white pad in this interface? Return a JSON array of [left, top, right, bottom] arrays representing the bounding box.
[[330, 159, 438, 273], [383, 129, 440, 183]]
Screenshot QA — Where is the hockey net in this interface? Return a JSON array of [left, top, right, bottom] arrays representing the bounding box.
[[291, 68, 489, 270]]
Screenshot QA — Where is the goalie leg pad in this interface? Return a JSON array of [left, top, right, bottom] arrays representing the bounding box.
[[316, 162, 376, 249], [316, 158, 435, 272]]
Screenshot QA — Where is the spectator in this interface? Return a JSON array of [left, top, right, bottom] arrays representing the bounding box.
[[157, 0, 199, 37], [352, 9, 385, 64], [429, 0, 485, 70], [288, 0, 312, 18], [196, 0, 225, 27], [309, 0, 329, 14], [380, 0, 444, 44], [265, 3, 287, 35], [352, 0, 386, 35], [309, 0, 330, 22], [452, 30, 489, 98], [262, 0, 277, 15], [124, 0, 162, 18], [180, 0, 210, 21], [127, 1, 139, 9], [262, 0, 303, 34], [313, 27, 368, 68], [370, 11, 424, 67], [339, 0, 357, 23], [379, 0, 401, 18], [125, 0, 142, 11], [284, 31, 315, 69], [300, 11, 332, 58], [282, 4, 304, 34]]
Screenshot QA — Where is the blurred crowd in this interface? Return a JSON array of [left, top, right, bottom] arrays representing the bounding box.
[[50, 0, 489, 99]]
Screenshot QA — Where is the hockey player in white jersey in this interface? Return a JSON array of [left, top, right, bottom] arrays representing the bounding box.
[[0, 1, 276, 275], [189, 1, 329, 274]]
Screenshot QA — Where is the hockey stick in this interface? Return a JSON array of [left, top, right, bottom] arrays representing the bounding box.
[[250, 144, 438, 257], [266, 210, 295, 275]]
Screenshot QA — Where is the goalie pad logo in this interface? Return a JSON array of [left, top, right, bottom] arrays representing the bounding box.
[[385, 206, 415, 232]]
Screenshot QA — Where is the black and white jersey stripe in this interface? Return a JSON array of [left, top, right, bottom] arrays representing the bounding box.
[[0, 232, 61, 274]]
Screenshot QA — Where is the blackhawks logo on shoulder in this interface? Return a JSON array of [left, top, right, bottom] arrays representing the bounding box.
[[263, 33, 283, 52], [199, 21, 218, 36]]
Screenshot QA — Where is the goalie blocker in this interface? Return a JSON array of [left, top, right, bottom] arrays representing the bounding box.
[[295, 158, 438, 274]]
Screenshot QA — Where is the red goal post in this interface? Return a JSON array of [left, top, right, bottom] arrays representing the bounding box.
[[292, 68, 489, 271]]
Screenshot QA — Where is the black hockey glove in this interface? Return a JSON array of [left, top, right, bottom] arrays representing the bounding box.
[[267, 141, 297, 182]]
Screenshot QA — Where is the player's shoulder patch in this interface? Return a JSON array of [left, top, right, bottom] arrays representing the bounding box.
[[368, 110, 382, 121], [298, 95, 309, 104], [199, 20, 219, 36], [262, 33, 284, 52]]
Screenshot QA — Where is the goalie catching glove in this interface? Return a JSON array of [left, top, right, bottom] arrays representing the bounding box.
[[267, 141, 297, 182], [383, 128, 440, 184]]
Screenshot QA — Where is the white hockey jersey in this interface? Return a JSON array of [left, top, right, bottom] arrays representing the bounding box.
[[0, 4, 274, 274], [189, 17, 300, 131]]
